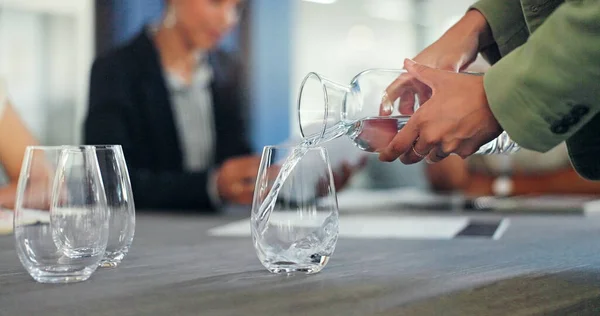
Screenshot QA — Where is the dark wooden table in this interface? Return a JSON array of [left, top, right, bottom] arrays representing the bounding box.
[[2, 210, 600, 315]]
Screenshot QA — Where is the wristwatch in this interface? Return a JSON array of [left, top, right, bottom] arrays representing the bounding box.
[[492, 175, 513, 197]]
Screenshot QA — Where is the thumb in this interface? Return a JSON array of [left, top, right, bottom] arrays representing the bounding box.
[[404, 59, 439, 89]]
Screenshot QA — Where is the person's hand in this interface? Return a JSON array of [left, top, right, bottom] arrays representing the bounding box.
[[381, 10, 490, 116], [216, 156, 261, 205], [379, 59, 503, 164]]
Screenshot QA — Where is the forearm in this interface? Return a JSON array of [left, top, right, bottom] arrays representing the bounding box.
[[458, 10, 493, 52], [483, 1, 600, 153], [470, 0, 528, 59]]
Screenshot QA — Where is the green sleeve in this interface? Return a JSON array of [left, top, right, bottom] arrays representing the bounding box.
[[470, 0, 529, 63], [483, 0, 600, 153]]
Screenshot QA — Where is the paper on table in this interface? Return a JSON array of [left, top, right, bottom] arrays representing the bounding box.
[[583, 199, 600, 216], [208, 215, 470, 240], [0, 209, 50, 235]]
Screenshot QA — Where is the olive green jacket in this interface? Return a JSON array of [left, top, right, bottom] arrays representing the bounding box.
[[471, 0, 600, 180]]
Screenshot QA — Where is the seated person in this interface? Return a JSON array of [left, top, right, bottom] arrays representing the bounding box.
[[0, 81, 40, 208], [427, 143, 600, 197], [84, 0, 259, 210]]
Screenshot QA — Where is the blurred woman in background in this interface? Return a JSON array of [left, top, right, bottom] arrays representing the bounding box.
[[85, 0, 258, 210], [0, 81, 39, 208]]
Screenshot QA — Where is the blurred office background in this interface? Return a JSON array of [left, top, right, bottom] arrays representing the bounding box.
[[0, 0, 475, 188]]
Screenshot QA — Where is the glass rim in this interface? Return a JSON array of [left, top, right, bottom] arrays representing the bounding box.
[[84, 144, 122, 151], [25, 145, 122, 151], [297, 72, 328, 140], [262, 144, 327, 151]]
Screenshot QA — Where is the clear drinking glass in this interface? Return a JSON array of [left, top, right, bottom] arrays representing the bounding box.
[[297, 69, 520, 154], [14, 146, 108, 283], [93, 145, 135, 268], [251, 145, 339, 275]]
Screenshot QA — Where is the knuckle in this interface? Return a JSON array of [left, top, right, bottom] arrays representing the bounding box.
[[420, 132, 440, 146], [441, 141, 459, 154]]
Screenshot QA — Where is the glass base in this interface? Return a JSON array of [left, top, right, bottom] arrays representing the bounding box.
[[99, 251, 126, 268], [265, 262, 325, 275], [28, 266, 95, 284], [99, 260, 120, 268]]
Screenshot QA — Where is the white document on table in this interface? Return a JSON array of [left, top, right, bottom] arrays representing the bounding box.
[[208, 215, 471, 240]]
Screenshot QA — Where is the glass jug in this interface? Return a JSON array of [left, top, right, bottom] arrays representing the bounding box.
[[297, 68, 519, 155]]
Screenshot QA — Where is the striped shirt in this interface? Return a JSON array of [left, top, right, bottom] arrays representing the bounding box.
[[163, 56, 216, 172]]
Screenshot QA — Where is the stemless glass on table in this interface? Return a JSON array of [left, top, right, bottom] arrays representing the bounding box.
[[14, 146, 108, 283], [93, 145, 135, 268], [251, 145, 339, 275]]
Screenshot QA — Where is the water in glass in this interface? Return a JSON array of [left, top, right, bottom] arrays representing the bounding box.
[[14, 146, 108, 283], [251, 145, 339, 274]]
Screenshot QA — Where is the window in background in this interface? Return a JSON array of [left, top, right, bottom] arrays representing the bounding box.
[[422, 0, 477, 47], [0, 0, 94, 146], [247, 0, 292, 150], [291, 0, 418, 134], [289, 0, 426, 190]]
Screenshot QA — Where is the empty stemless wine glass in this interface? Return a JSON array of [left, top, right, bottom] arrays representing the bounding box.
[[251, 145, 339, 275], [14, 146, 108, 283], [93, 145, 135, 268]]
